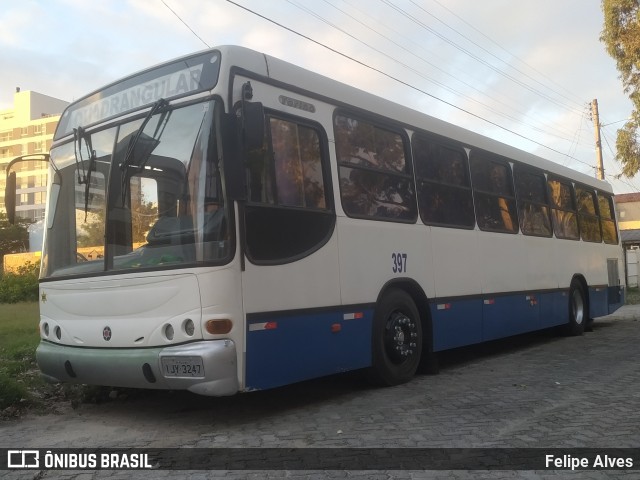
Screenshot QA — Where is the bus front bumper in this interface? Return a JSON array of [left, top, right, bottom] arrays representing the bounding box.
[[36, 339, 239, 396]]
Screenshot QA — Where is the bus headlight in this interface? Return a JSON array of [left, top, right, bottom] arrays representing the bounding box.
[[164, 324, 175, 341], [183, 319, 195, 337]]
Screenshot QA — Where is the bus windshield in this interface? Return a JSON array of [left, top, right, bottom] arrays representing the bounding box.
[[41, 99, 231, 278]]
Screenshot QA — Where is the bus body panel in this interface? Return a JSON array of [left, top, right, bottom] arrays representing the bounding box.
[[240, 232, 343, 390], [336, 218, 434, 304], [245, 306, 373, 390], [589, 285, 610, 317], [39, 273, 202, 348], [240, 233, 341, 315], [429, 228, 481, 298], [477, 232, 529, 294], [430, 298, 483, 351], [37, 267, 246, 394], [520, 235, 558, 291], [481, 292, 541, 341], [195, 261, 245, 389]]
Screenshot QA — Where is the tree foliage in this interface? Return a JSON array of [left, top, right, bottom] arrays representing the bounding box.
[[0, 261, 39, 303], [0, 212, 31, 268], [601, 0, 640, 176]]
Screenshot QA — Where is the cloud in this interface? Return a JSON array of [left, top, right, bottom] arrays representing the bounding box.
[[0, 1, 46, 47]]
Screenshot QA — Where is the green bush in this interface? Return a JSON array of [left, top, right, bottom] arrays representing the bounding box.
[[0, 262, 39, 303]]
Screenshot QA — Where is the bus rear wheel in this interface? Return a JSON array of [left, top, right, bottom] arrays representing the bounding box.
[[565, 280, 588, 336], [367, 289, 422, 386]]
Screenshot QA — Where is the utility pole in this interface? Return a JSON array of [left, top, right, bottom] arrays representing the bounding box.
[[591, 99, 605, 180]]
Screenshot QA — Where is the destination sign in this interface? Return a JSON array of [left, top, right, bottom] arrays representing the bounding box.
[[56, 51, 220, 140]]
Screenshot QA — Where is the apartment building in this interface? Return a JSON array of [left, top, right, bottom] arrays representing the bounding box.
[[0, 89, 68, 221]]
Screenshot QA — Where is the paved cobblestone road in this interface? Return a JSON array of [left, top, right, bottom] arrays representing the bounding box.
[[2, 306, 640, 479]]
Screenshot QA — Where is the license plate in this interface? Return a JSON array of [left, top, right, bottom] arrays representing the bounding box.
[[161, 356, 205, 378]]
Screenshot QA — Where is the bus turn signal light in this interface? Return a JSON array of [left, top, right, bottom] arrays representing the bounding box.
[[205, 319, 233, 335]]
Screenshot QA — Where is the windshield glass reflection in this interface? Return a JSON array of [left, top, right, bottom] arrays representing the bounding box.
[[42, 100, 230, 278]]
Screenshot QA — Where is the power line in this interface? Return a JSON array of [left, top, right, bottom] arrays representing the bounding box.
[[292, 0, 567, 140], [225, 0, 594, 168], [564, 106, 590, 166], [160, 0, 210, 48], [318, 0, 588, 145], [379, 0, 585, 117], [426, 0, 586, 109]]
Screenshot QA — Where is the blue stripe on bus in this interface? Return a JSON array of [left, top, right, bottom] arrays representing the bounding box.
[[481, 293, 546, 341], [607, 286, 624, 314], [430, 298, 483, 351], [589, 286, 609, 318], [431, 290, 578, 351], [245, 308, 373, 391], [246, 286, 619, 389]]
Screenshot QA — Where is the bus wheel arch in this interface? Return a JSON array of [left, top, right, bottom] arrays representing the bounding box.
[[565, 275, 590, 336], [367, 280, 435, 386]]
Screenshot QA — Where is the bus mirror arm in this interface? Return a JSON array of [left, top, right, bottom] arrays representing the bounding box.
[[4, 154, 50, 224]]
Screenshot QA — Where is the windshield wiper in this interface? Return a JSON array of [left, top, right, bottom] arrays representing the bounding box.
[[73, 126, 96, 220], [120, 98, 170, 205]]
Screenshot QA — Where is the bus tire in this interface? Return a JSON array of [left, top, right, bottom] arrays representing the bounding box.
[[565, 280, 588, 336], [367, 289, 423, 386]]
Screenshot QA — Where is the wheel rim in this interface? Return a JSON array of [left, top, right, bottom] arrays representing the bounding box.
[[384, 311, 419, 364], [572, 289, 584, 325]]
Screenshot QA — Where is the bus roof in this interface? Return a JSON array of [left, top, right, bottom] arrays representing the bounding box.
[[57, 44, 612, 193]]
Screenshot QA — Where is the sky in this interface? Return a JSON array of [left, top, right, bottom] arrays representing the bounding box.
[[2, 0, 638, 193]]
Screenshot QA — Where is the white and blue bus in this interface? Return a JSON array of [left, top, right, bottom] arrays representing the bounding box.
[[5, 46, 624, 395]]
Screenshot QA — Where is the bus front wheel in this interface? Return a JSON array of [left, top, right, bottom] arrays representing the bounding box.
[[565, 280, 588, 336], [367, 289, 423, 386]]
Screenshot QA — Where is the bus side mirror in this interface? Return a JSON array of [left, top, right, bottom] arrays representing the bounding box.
[[4, 154, 51, 224], [243, 101, 264, 151], [5, 171, 16, 224], [222, 112, 247, 202]]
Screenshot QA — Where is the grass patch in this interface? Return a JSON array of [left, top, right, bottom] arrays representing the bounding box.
[[0, 302, 122, 416], [0, 302, 42, 412], [626, 287, 640, 305]]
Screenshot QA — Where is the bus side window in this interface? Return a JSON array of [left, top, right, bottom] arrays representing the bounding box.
[[470, 153, 518, 233], [247, 116, 327, 209], [576, 186, 602, 243], [547, 179, 580, 240], [335, 113, 417, 222], [412, 135, 474, 228], [514, 167, 552, 237], [244, 114, 334, 264], [598, 193, 619, 245], [270, 118, 327, 209]]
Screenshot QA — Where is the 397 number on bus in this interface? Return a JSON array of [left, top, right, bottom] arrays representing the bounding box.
[[392, 253, 408, 273]]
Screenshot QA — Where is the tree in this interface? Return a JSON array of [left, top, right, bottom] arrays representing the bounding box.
[[0, 212, 31, 268], [600, 0, 640, 176]]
